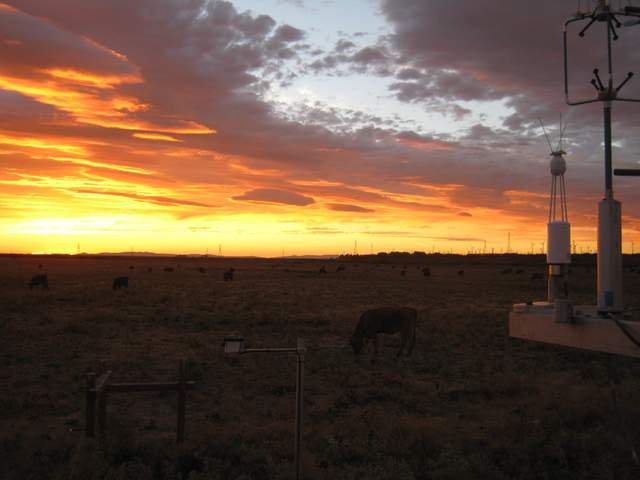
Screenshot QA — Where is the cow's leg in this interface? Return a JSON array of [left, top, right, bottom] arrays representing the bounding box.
[[397, 333, 407, 358], [407, 328, 416, 356]]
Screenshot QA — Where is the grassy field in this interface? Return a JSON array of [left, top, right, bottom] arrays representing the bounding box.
[[2, 253, 640, 479]]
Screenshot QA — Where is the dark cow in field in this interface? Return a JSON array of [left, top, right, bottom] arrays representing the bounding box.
[[223, 268, 235, 281], [422, 267, 431, 277], [501, 267, 513, 274], [400, 269, 406, 276], [37, 263, 43, 270], [129, 265, 134, 271], [336, 264, 346, 273], [164, 267, 174, 272], [198, 267, 206, 273], [29, 274, 48, 289], [147, 267, 153, 273], [319, 266, 327, 274], [530, 272, 543, 281], [351, 307, 417, 357], [457, 270, 465, 276], [113, 276, 129, 290]]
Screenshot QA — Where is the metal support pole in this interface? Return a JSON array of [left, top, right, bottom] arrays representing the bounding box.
[[604, 102, 613, 196], [232, 340, 306, 479], [294, 339, 305, 480]]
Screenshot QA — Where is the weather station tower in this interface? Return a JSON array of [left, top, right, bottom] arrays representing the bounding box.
[[509, 1, 640, 358]]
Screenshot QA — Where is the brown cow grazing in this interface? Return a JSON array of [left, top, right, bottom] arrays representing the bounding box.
[[29, 274, 48, 289], [113, 276, 129, 290], [198, 267, 206, 273], [351, 307, 417, 357], [336, 264, 346, 273], [223, 268, 235, 281], [319, 266, 327, 274], [422, 267, 431, 277], [164, 267, 174, 272]]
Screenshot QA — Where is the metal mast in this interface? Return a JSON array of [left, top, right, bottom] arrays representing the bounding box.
[[563, 0, 640, 312]]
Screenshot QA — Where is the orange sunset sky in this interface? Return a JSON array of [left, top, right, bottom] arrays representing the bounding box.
[[1, 1, 640, 256]]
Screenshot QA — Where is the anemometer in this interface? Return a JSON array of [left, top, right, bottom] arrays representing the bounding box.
[[509, 0, 640, 357]]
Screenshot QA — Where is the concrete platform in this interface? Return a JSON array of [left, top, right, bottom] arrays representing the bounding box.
[[509, 304, 640, 358]]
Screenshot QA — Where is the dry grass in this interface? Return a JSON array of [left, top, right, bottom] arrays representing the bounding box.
[[2, 254, 640, 479]]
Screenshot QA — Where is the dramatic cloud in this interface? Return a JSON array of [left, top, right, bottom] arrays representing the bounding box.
[[232, 188, 315, 206]]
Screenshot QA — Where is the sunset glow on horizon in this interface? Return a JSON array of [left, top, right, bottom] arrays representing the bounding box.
[[2, 1, 640, 256]]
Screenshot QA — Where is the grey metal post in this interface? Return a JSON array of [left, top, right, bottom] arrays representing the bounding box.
[[604, 102, 613, 196], [294, 338, 305, 480]]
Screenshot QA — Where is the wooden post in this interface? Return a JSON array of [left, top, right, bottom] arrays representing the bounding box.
[[98, 390, 107, 433], [85, 372, 96, 438], [98, 362, 108, 433], [177, 360, 186, 444]]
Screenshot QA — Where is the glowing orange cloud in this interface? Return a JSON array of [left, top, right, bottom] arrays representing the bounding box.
[[0, 73, 215, 134], [133, 133, 181, 142]]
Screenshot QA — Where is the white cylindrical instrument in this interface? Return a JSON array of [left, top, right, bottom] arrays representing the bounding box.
[[597, 197, 623, 312], [547, 221, 571, 265]]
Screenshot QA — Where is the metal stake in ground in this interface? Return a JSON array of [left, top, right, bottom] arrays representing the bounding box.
[[223, 336, 306, 480]]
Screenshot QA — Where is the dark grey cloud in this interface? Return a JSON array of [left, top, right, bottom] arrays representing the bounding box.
[[232, 188, 315, 206], [326, 203, 374, 213]]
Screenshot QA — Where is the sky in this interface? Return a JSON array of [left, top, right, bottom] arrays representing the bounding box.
[[1, 0, 640, 256]]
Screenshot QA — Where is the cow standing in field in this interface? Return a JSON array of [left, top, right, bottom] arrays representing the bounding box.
[[319, 266, 327, 274], [422, 267, 431, 277], [400, 269, 406, 276], [223, 268, 235, 281], [198, 267, 206, 274], [351, 307, 417, 358], [336, 264, 346, 273], [457, 270, 465, 276], [164, 267, 174, 272], [29, 274, 48, 289], [113, 276, 129, 290]]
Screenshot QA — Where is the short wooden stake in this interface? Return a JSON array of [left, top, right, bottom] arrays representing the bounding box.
[[85, 373, 96, 438], [98, 390, 107, 433]]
